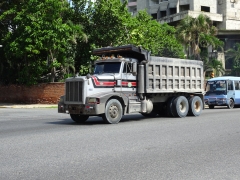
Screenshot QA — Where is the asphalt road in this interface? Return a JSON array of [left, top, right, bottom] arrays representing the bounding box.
[[0, 107, 240, 180]]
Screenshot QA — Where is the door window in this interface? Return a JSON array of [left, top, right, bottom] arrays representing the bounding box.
[[228, 80, 233, 90], [234, 80, 240, 90]]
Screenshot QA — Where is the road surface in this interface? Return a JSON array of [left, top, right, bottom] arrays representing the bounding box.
[[0, 107, 240, 180]]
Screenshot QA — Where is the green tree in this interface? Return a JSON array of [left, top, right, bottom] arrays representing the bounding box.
[[0, 0, 87, 84], [207, 58, 225, 77], [226, 43, 240, 76], [200, 49, 225, 78], [71, 0, 131, 75], [176, 14, 223, 60], [122, 10, 184, 58], [0, 0, 25, 84], [72, 1, 184, 76]]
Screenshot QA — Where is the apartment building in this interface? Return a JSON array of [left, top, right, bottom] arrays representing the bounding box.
[[124, 0, 240, 29], [123, 0, 240, 71]]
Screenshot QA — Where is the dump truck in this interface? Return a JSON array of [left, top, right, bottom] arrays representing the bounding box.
[[58, 45, 204, 124]]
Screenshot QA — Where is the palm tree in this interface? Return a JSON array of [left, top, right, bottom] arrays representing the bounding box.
[[176, 14, 223, 60], [226, 43, 240, 76], [206, 58, 225, 77], [175, 16, 192, 58]]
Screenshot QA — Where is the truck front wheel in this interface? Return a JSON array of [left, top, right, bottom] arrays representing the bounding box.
[[102, 99, 123, 124], [70, 114, 89, 123]]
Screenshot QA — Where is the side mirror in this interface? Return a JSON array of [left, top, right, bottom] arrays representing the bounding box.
[[132, 62, 137, 76]]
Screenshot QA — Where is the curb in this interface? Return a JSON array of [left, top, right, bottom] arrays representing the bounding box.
[[0, 104, 57, 109]]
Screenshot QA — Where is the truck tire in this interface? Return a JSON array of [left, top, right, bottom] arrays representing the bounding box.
[[166, 96, 177, 117], [70, 114, 89, 123], [228, 99, 234, 109], [172, 96, 189, 118], [102, 99, 123, 124], [188, 96, 202, 116]]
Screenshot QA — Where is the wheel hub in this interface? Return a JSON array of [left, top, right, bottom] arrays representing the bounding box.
[[194, 101, 200, 112], [109, 105, 118, 118], [179, 102, 186, 112]]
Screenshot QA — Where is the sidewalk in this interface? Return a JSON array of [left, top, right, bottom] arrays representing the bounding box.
[[0, 103, 57, 108]]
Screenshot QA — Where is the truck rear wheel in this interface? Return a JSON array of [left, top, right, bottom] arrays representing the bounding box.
[[166, 96, 177, 117], [102, 99, 123, 124], [188, 96, 202, 116], [172, 96, 189, 117], [70, 114, 89, 123]]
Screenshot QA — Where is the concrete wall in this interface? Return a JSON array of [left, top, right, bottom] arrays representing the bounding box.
[[192, 0, 217, 13], [136, 0, 148, 11], [0, 83, 64, 104], [217, 0, 240, 30]]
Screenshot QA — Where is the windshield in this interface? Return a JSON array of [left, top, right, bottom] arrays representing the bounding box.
[[205, 80, 227, 95], [94, 62, 121, 74]]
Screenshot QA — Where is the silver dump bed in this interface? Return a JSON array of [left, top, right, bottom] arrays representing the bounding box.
[[145, 56, 204, 93]]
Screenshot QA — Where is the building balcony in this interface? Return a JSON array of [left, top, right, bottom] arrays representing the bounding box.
[[128, 2, 137, 7], [158, 10, 223, 24]]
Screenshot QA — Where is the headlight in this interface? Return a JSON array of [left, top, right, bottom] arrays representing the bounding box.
[[88, 98, 100, 104]]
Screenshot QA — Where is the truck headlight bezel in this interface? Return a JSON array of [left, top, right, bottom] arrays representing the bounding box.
[[88, 97, 100, 104]]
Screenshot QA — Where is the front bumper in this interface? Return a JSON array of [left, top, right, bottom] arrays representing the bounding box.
[[204, 98, 228, 106], [58, 103, 104, 115]]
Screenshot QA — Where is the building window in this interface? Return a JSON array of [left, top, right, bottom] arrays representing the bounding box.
[[151, 13, 157, 19], [169, 8, 176, 15], [201, 6, 210, 12], [160, 11, 167, 17], [179, 4, 190, 12], [129, 6, 137, 15]]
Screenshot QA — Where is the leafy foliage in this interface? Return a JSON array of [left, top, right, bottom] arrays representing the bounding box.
[[120, 11, 184, 58], [0, 0, 87, 84], [71, 0, 132, 75], [226, 43, 240, 76], [176, 14, 225, 77], [176, 14, 223, 60], [0, 0, 198, 85]]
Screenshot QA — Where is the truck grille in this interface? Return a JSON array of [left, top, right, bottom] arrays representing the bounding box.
[[65, 81, 83, 102]]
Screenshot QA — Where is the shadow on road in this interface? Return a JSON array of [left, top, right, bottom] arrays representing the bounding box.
[[205, 106, 240, 110], [48, 114, 166, 125]]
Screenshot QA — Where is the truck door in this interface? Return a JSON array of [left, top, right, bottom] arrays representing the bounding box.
[[121, 62, 137, 93]]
